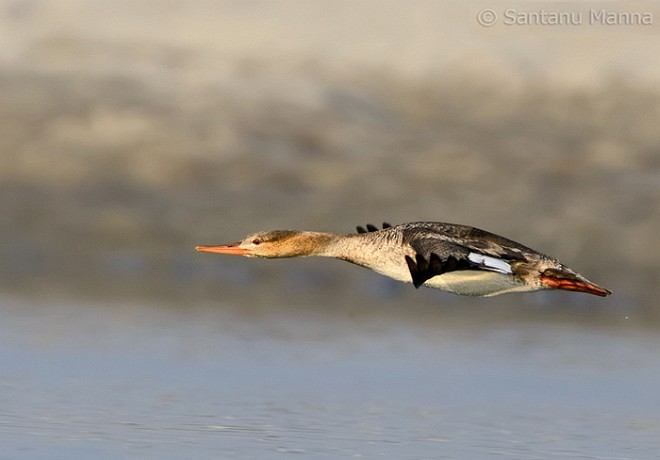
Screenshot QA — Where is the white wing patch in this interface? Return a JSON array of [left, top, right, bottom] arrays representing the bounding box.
[[467, 252, 512, 274]]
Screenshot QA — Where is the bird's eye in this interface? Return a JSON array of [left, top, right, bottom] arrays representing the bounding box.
[[252, 238, 261, 245]]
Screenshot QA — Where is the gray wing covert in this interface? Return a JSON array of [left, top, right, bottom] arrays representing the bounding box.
[[403, 233, 479, 288], [402, 229, 527, 288]]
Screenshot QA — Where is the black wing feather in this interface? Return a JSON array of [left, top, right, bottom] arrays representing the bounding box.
[[356, 222, 393, 234], [405, 253, 478, 288], [401, 225, 529, 288]]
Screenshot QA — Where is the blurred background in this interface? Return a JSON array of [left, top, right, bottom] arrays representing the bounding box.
[[1, 1, 659, 458]]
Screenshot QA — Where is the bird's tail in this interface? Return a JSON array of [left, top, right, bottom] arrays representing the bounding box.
[[541, 268, 612, 297]]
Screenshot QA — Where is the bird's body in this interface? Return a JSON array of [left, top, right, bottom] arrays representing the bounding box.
[[196, 221, 611, 297]]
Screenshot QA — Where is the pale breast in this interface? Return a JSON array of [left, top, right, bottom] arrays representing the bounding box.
[[424, 271, 535, 297]]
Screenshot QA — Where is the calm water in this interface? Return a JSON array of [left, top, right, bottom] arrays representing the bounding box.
[[1, 296, 659, 460]]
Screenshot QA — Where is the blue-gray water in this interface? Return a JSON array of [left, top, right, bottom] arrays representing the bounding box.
[[2, 296, 659, 459]]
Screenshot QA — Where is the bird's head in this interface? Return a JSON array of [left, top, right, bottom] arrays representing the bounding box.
[[196, 230, 331, 258]]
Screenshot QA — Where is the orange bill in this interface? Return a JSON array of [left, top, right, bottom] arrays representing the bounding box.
[[195, 243, 248, 256]]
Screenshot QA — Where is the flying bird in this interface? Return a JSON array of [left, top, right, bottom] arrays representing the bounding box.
[[196, 222, 611, 297]]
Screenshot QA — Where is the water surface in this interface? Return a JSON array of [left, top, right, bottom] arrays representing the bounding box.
[[1, 297, 659, 459]]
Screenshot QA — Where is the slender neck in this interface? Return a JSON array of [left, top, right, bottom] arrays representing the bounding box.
[[292, 232, 345, 257], [313, 232, 381, 262]]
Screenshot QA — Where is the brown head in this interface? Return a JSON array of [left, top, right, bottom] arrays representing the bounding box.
[[196, 230, 335, 258]]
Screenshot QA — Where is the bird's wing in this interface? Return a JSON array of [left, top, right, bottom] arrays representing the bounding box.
[[403, 230, 528, 288], [356, 222, 392, 234]]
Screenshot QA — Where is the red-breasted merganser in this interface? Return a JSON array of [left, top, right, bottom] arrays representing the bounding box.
[[196, 222, 611, 297]]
